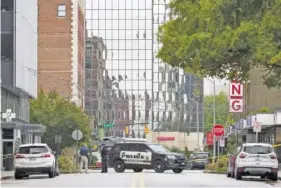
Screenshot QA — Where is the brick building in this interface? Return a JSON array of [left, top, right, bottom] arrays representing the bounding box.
[[37, 0, 85, 107]]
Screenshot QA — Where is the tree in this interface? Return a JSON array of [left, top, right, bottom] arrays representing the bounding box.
[[204, 92, 234, 132], [30, 90, 91, 150], [157, 0, 281, 88]]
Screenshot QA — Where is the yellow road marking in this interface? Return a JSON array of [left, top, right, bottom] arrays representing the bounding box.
[[130, 173, 138, 188], [139, 172, 145, 188]]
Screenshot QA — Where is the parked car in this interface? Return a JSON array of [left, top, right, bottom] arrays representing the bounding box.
[[234, 143, 279, 181], [91, 151, 102, 168], [227, 146, 241, 178], [190, 152, 211, 170], [14, 143, 59, 179]]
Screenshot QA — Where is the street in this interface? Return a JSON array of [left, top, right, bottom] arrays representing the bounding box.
[[1, 170, 280, 187]]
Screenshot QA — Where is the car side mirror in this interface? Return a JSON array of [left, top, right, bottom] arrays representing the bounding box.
[[52, 151, 57, 155]]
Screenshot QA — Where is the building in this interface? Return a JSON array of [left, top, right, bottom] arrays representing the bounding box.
[[1, 0, 46, 170], [37, 0, 85, 107], [225, 110, 281, 163], [85, 0, 204, 142], [85, 36, 106, 130], [245, 67, 281, 111]]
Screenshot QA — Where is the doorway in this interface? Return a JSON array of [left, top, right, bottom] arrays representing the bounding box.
[[2, 140, 13, 171]]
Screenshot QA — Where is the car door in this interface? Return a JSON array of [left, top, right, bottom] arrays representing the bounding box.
[[138, 143, 153, 167]]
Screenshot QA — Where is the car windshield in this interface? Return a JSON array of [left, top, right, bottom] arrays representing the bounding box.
[[194, 153, 209, 158], [148, 144, 170, 153], [244, 145, 273, 154], [18, 146, 48, 154]]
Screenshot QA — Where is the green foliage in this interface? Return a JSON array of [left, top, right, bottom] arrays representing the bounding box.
[[204, 156, 228, 173], [57, 155, 77, 173], [168, 146, 183, 153], [30, 90, 91, 150], [248, 107, 273, 115], [184, 146, 191, 158], [225, 134, 243, 154], [158, 0, 281, 88], [214, 156, 228, 173], [204, 92, 234, 132]]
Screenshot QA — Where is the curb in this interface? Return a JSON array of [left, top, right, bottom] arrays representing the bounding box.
[[203, 170, 226, 174], [1, 176, 14, 180]]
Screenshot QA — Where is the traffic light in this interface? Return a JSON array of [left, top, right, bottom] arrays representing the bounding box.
[[144, 125, 149, 134], [125, 126, 129, 135]]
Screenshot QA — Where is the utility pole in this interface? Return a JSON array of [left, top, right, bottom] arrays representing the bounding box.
[[196, 100, 200, 151], [212, 80, 216, 159]]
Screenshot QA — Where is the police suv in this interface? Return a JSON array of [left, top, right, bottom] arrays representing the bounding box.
[[107, 142, 187, 173]]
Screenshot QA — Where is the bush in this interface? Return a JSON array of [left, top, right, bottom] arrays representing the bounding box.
[[204, 156, 228, 173], [58, 155, 77, 173], [205, 163, 215, 171], [214, 156, 228, 173]]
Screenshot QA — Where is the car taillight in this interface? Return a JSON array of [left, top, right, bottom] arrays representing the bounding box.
[[15, 154, 25, 158], [41, 153, 51, 158], [270, 154, 277, 159], [239, 153, 247, 158]]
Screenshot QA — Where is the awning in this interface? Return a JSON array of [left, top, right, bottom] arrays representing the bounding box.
[[1, 121, 46, 134]]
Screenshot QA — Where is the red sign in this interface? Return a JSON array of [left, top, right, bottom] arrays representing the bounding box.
[[206, 132, 213, 145], [229, 81, 243, 113], [212, 124, 224, 137], [157, 136, 175, 141]]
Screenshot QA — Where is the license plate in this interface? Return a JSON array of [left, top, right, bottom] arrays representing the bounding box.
[[30, 158, 36, 161], [181, 162, 185, 165]]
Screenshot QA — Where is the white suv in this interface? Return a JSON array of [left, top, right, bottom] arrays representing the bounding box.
[[235, 143, 279, 181], [14, 143, 58, 179]]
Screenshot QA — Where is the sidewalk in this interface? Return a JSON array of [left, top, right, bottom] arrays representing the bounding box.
[[1, 171, 14, 180], [279, 170, 281, 180]]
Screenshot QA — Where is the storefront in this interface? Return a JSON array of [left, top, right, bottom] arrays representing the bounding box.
[[1, 122, 46, 171]]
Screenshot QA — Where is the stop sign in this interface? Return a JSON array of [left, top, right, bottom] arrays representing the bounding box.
[[212, 124, 224, 137]]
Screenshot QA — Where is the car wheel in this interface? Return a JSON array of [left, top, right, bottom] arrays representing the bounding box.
[[133, 168, 143, 173], [14, 173, 23, 180], [153, 160, 165, 173], [48, 166, 55, 178], [270, 173, 278, 181], [172, 169, 183, 173], [227, 171, 231, 177], [235, 168, 242, 180], [113, 160, 125, 173]]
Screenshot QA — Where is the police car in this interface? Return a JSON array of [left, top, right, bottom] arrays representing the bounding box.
[[107, 142, 187, 173]]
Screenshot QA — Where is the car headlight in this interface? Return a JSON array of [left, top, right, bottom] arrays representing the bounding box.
[[166, 155, 176, 160]]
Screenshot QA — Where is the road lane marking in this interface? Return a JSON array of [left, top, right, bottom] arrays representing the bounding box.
[[130, 173, 138, 188], [139, 172, 145, 188]]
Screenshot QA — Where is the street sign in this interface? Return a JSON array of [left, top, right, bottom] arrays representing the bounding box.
[[206, 131, 213, 145], [229, 81, 243, 113], [72, 129, 83, 141], [253, 121, 262, 133], [219, 138, 225, 147], [212, 124, 224, 137], [104, 123, 114, 128]]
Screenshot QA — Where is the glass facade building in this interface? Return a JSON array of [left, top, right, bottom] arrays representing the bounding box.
[[85, 0, 203, 137]]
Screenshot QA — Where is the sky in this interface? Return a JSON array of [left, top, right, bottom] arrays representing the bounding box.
[[204, 78, 229, 96]]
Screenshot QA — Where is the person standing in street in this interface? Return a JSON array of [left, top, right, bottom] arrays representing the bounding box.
[[100, 144, 108, 173], [79, 144, 89, 174]]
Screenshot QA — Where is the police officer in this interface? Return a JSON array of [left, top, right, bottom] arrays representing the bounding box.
[[100, 144, 108, 173]]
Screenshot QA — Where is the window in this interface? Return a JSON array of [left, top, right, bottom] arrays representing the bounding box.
[[18, 146, 48, 154], [244, 145, 273, 154], [57, 4, 66, 17]]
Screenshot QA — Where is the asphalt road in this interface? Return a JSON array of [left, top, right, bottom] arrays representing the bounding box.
[[1, 169, 281, 187]]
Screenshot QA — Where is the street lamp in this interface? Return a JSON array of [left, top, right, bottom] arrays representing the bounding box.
[[206, 78, 216, 158]]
